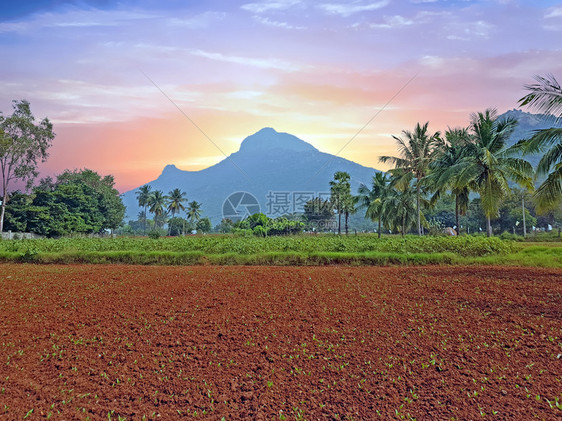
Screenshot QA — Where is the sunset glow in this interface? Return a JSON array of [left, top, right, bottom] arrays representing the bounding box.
[[1, 0, 561, 192]]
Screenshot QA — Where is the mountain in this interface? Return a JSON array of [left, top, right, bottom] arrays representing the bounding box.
[[122, 111, 560, 225], [501, 109, 562, 169], [122, 128, 380, 224]]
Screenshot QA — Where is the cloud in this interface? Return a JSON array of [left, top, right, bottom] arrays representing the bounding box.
[[0, 8, 156, 33], [189, 49, 302, 72], [318, 1, 389, 17], [166, 12, 226, 29], [241, 0, 301, 14], [370, 15, 414, 29], [544, 6, 562, 30], [446, 20, 493, 40], [545, 7, 562, 18], [252, 15, 305, 29]]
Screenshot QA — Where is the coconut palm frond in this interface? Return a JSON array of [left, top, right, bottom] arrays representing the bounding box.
[[533, 163, 562, 213], [519, 74, 562, 118], [537, 142, 562, 176], [518, 127, 562, 155]]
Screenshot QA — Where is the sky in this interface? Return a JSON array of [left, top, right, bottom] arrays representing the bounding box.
[[1, 0, 561, 192]]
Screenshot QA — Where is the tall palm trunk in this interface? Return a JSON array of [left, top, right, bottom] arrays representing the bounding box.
[[378, 215, 381, 239], [338, 212, 341, 235], [455, 196, 460, 235], [0, 194, 6, 234], [345, 211, 349, 235], [416, 183, 421, 236], [143, 207, 148, 235], [402, 212, 406, 237], [522, 196, 526, 237], [486, 216, 492, 237]]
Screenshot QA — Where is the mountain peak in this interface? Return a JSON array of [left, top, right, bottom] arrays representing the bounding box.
[[238, 128, 318, 154], [161, 164, 180, 176]]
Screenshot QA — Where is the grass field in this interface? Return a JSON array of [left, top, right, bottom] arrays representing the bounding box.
[[3, 234, 559, 267]]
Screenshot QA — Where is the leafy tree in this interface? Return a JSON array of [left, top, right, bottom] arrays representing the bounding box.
[[135, 184, 152, 234], [518, 74, 562, 212], [2, 191, 31, 232], [330, 171, 351, 234], [28, 182, 102, 236], [380, 122, 441, 235], [303, 197, 334, 232], [121, 213, 155, 235], [168, 217, 191, 236], [497, 189, 536, 235], [187, 200, 202, 224], [166, 188, 187, 235], [427, 127, 471, 234], [167, 188, 187, 218], [247, 212, 269, 229], [196, 217, 212, 233], [19, 169, 125, 237], [0, 100, 55, 233], [215, 218, 234, 234], [384, 176, 418, 236], [454, 109, 534, 236], [356, 172, 390, 238], [56, 169, 125, 232], [423, 194, 456, 232], [148, 190, 167, 228]]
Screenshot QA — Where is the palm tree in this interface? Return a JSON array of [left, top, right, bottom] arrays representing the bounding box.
[[384, 174, 418, 236], [166, 188, 187, 235], [148, 190, 166, 229], [356, 172, 390, 238], [187, 201, 202, 225], [343, 193, 356, 235], [330, 171, 351, 234], [135, 184, 152, 234], [454, 109, 534, 236], [427, 127, 471, 234], [518, 74, 562, 212], [379, 122, 441, 236]]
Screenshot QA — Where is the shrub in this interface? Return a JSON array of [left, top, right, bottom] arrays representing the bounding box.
[[148, 230, 161, 239]]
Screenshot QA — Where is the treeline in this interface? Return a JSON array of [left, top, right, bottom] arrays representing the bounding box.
[[121, 185, 211, 237], [4, 169, 125, 237], [351, 90, 562, 237]]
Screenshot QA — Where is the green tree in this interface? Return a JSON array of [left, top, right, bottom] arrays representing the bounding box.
[[455, 109, 534, 236], [330, 171, 351, 234], [2, 191, 31, 232], [168, 217, 190, 236], [56, 169, 125, 232], [187, 200, 202, 225], [196, 217, 212, 234], [303, 197, 334, 232], [28, 182, 102, 236], [135, 184, 152, 234], [379, 122, 441, 236], [356, 172, 390, 238], [0, 100, 55, 233], [384, 176, 418, 236], [148, 190, 167, 228], [22, 169, 124, 237], [166, 188, 187, 235], [427, 127, 471, 234], [216, 218, 234, 234], [167, 188, 187, 218], [518, 74, 562, 212]]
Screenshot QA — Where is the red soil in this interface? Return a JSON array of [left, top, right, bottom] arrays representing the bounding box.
[[0, 264, 560, 420]]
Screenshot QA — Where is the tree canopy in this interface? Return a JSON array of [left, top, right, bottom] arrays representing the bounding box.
[[0, 100, 55, 233]]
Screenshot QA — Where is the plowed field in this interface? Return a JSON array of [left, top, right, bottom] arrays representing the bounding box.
[[1, 264, 560, 420]]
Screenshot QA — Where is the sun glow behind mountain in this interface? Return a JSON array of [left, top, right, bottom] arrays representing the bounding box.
[[1, 1, 561, 191]]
